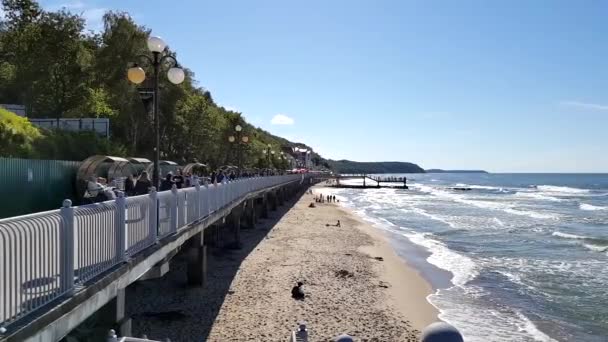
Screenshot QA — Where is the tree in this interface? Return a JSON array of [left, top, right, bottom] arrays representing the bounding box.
[[0, 0, 325, 167]]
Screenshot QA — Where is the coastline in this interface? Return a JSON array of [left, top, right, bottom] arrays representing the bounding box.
[[126, 188, 437, 341]]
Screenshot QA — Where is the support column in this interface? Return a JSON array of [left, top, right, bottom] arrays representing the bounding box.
[[270, 192, 278, 211], [261, 195, 269, 219], [278, 189, 284, 206], [230, 210, 242, 249], [187, 232, 207, 287], [99, 287, 131, 337], [247, 199, 256, 228]]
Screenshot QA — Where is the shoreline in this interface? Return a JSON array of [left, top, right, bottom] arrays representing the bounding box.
[[126, 188, 437, 341], [332, 202, 439, 330]]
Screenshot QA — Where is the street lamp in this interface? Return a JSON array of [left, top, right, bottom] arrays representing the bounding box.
[[127, 35, 185, 188], [228, 124, 249, 176]]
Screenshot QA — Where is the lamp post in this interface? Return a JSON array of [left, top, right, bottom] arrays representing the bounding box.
[[228, 124, 249, 177], [262, 144, 275, 170], [127, 36, 185, 188]]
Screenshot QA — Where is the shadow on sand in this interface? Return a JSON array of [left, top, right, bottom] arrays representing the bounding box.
[[123, 191, 305, 341]]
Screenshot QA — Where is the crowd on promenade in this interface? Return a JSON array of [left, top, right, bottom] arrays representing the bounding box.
[[85, 168, 290, 203]]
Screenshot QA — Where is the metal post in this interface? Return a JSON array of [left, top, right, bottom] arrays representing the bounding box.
[[171, 185, 178, 233], [152, 51, 161, 189], [148, 187, 158, 244], [195, 182, 201, 219], [60, 199, 75, 296], [115, 192, 126, 263]]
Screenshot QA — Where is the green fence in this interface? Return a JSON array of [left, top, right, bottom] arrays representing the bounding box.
[[0, 158, 81, 219]]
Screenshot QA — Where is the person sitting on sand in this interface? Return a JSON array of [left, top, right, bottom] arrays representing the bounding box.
[[291, 282, 305, 300]]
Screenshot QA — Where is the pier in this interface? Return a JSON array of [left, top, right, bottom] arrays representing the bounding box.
[[330, 174, 409, 189]]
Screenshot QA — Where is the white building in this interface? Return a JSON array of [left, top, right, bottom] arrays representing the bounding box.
[[291, 147, 312, 169]]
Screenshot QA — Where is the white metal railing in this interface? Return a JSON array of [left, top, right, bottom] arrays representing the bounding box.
[[0, 174, 306, 330]]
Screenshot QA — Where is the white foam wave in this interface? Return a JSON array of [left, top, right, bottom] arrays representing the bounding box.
[[583, 244, 608, 252], [401, 231, 478, 286], [514, 192, 564, 202], [492, 217, 505, 226], [404, 207, 458, 228], [552, 231, 587, 240], [410, 184, 560, 220], [580, 203, 607, 211], [514, 311, 558, 342], [537, 185, 590, 194], [429, 286, 557, 342]]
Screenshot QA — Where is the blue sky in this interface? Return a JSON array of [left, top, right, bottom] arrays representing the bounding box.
[[36, 0, 608, 172]]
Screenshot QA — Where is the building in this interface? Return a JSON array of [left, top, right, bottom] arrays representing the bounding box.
[[1, 104, 109, 138], [291, 146, 313, 169], [1, 104, 27, 116]]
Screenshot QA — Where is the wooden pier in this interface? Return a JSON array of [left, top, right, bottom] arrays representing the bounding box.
[[327, 174, 409, 189]]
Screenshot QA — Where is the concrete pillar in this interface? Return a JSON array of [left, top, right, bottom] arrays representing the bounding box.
[[231, 210, 241, 248], [187, 232, 207, 287], [99, 287, 131, 337], [278, 189, 284, 206], [270, 192, 278, 211], [216, 219, 226, 248], [247, 199, 256, 228], [261, 195, 269, 219]]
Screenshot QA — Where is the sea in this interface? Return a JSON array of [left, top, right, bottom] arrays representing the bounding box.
[[324, 173, 608, 342]]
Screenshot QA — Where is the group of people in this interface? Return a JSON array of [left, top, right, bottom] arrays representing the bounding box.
[[315, 194, 338, 203], [87, 171, 153, 202], [86, 167, 293, 203]]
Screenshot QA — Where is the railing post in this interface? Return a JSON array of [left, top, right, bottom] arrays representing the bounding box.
[[115, 192, 126, 263], [148, 187, 158, 244], [195, 182, 201, 219], [60, 199, 75, 296], [171, 185, 178, 233]]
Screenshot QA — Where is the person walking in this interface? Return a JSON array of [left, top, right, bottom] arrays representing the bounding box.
[[134, 171, 152, 195], [160, 173, 174, 191]]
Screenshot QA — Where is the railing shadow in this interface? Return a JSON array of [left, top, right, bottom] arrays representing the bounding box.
[[125, 191, 305, 341]]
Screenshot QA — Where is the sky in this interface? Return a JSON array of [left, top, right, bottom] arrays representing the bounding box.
[[35, 0, 608, 172]]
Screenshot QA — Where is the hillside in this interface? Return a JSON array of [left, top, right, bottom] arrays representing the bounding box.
[[327, 160, 425, 174], [426, 169, 489, 173]]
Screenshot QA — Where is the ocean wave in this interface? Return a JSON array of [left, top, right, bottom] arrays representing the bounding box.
[[403, 207, 458, 228], [579, 203, 607, 211], [514, 311, 558, 342], [552, 231, 608, 252], [537, 185, 590, 194], [401, 231, 478, 286], [514, 192, 565, 202], [429, 286, 557, 342], [583, 244, 608, 252], [552, 231, 586, 240]]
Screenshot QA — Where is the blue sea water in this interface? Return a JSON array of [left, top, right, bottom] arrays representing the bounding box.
[[327, 173, 608, 342]]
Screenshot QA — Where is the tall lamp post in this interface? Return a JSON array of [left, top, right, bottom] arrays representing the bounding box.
[[228, 124, 249, 176], [262, 144, 275, 170], [127, 36, 185, 188]]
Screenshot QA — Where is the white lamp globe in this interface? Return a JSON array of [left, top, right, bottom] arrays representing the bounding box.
[[235, 124, 242, 132], [242, 136, 249, 143], [147, 36, 167, 53], [228, 136, 236, 143], [167, 67, 185, 85]]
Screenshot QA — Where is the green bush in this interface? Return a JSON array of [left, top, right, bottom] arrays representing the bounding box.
[[0, 108, 42, 157], [33, 130, 127, 160]]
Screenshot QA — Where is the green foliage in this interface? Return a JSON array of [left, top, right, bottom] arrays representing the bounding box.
[[0, 1, 322, 167], [33, 130, 126, 160], [0, 107, 41, 157]]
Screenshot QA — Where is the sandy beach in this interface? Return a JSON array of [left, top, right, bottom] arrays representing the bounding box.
[[126, 187, 437, 341]]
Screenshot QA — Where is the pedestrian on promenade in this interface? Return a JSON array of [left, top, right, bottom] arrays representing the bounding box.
[[134, 171, 152, 195], [160, 173, 174, 191]]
